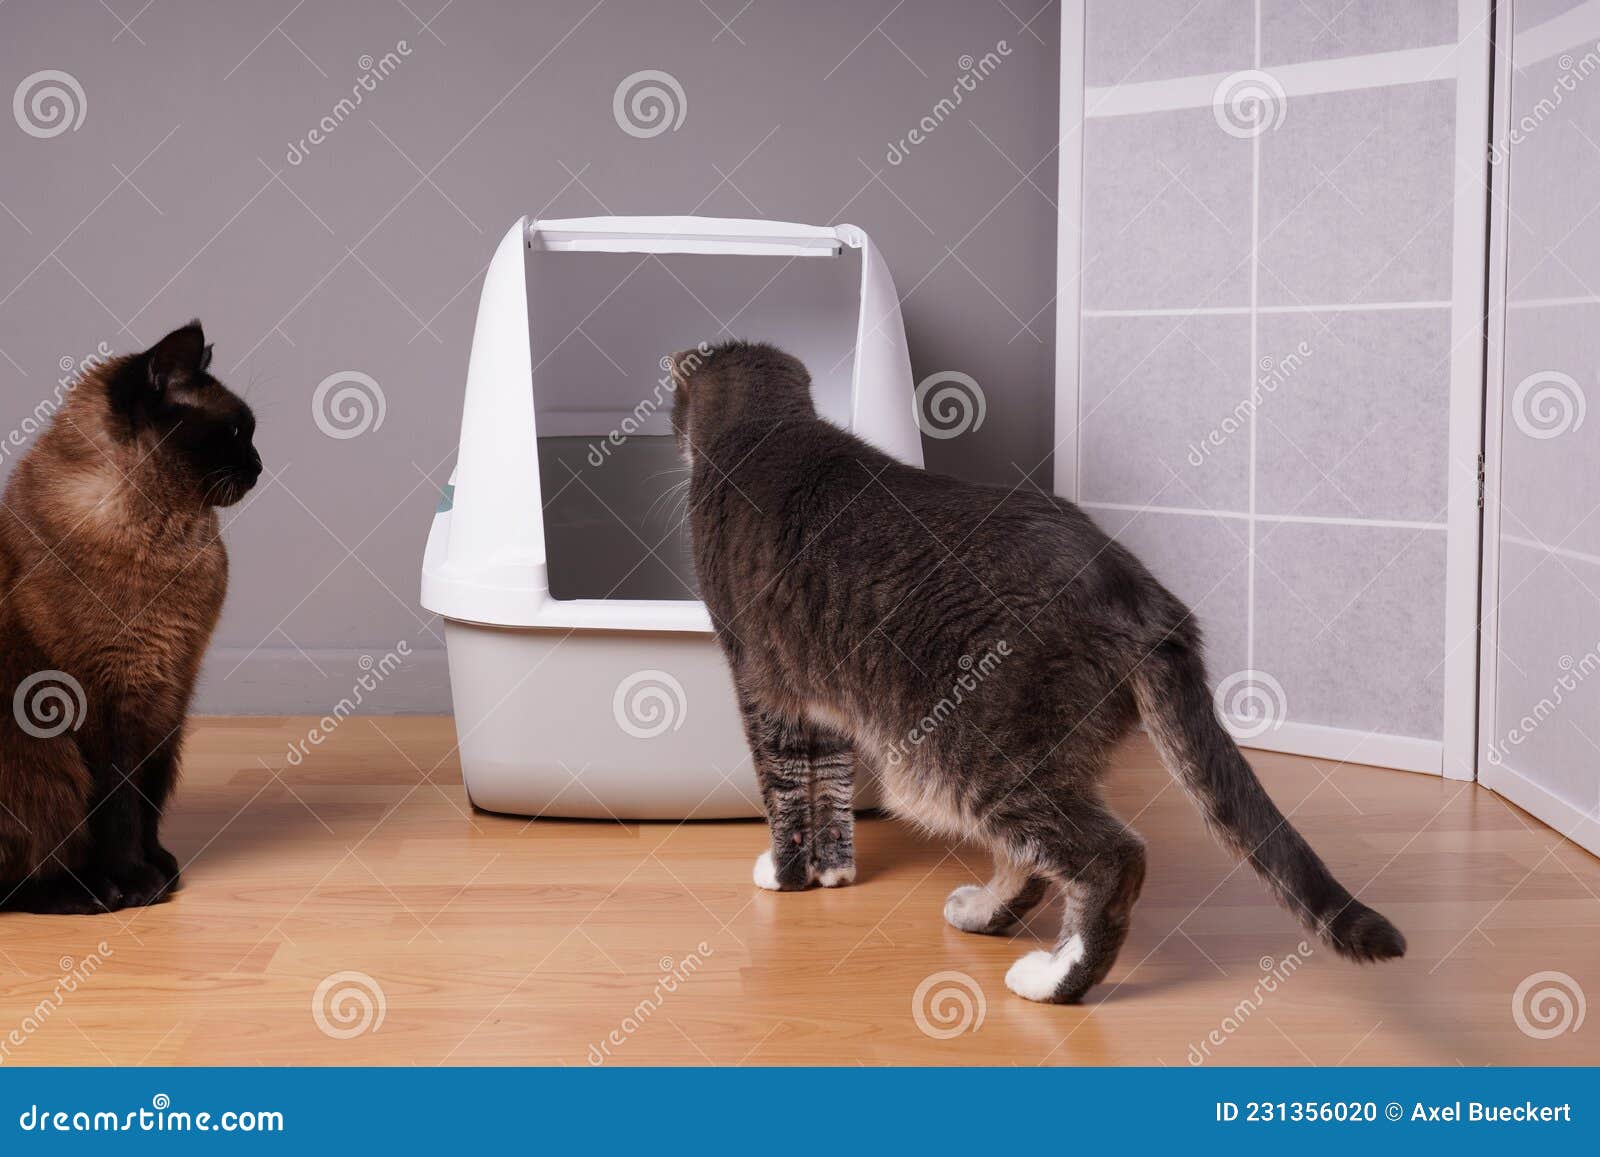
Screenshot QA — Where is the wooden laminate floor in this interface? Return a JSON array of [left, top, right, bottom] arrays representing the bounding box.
[[1, 717, 1596, 1066]]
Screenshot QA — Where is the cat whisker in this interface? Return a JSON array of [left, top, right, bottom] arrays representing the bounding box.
[[645, 476, 691, 524], [669, 485, 694, 533]]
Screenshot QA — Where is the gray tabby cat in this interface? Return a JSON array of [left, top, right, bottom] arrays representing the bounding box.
[[669, 341, 1403, 1004]]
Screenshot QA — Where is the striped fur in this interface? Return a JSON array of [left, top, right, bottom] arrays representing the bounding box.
[[671, 341, 1403, 1004]]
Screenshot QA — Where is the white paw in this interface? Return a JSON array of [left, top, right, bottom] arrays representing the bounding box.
[[1003, 935, 1086, 1003], [943, 884, 996, 931], [816, 863, 856, 888], [752, 850, 781, 890]]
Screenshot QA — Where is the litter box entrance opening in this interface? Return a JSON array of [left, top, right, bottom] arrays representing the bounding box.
[[528, 246, 863, 603]]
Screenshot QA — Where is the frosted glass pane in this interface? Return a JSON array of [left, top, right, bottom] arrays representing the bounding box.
[[1492, 543, 1600, 813], [1499, 304, 1600, 559], [1503, 36, 1600, 300], [1255, 309, 1451, 522], [1079, 315, 1251, 510], [1085, 507, 1249, 683], [1261, 0, 1457, 64], [1081, 108, 1252, 310], [1256, 522, 1446, 736], [1085, 0, 1252, 85], [1258, 82, 1455, 306]]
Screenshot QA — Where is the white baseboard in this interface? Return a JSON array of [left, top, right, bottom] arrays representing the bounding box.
[[1227, 716, 1443, 775], [192, 647, 452, 716], [1482, 761, 1600, 859]]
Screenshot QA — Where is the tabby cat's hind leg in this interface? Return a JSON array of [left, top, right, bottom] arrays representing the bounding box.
[[945, 847, 1048, 934], [1005, 798, 1146, 1004]]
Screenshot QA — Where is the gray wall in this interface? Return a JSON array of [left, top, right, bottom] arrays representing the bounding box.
[[0, 0, 1060, 713]]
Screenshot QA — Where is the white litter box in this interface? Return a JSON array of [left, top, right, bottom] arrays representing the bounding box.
[[421, 215, 922, 819]]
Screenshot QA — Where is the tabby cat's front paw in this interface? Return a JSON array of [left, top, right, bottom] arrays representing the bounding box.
[[814, 861, 856, 887], [752, 849, 814, 891]]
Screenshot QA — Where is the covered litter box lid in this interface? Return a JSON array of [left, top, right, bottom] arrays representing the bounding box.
[[421, 215, 922, 632]]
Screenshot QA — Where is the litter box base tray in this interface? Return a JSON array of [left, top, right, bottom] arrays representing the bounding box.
[[446, 619, 761, 820]]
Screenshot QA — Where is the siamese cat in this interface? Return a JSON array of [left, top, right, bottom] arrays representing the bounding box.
[[0, 322, 260, 913]]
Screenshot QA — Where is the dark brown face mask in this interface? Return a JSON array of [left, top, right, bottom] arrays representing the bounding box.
[[114, 321, 263, 507]]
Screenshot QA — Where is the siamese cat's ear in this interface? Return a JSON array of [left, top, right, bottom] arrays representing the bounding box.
[[146, 321, 208, 394]]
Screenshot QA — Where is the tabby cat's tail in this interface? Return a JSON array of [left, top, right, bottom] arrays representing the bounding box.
[[1129, 636, 1405, 963]]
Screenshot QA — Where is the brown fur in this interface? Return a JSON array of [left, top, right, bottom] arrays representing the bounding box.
[[0, 322, 260, 912]]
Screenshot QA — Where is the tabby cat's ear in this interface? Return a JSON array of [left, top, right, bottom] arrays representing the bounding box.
[[667, 349, 698, 393], [145, 320, 207, 394]]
